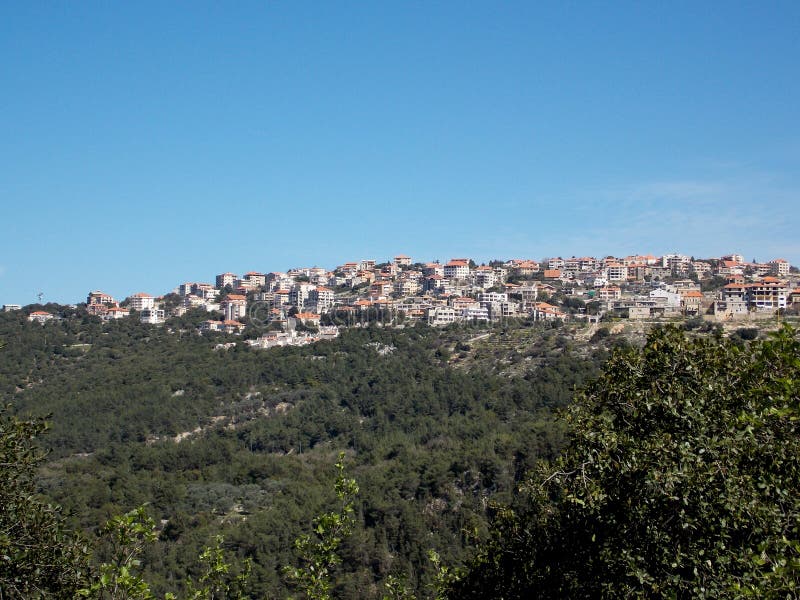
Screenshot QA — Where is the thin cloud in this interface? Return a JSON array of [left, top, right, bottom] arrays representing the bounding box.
[[558, 170, 799, 263]]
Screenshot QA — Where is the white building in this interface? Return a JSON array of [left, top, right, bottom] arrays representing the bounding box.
[[309, 286, 336, 313], [769, 259, 790, 277], [215, 272, 238, 289], [27, 311, 54, 323], [443, 260, 470, 280], [128, 293, 155, 312], [139, 308, 165, 324], [427, 305, 457, 326], [221, 294, 247, 321]]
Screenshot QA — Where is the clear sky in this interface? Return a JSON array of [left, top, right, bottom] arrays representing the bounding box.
[[1, 1, 798, 304]]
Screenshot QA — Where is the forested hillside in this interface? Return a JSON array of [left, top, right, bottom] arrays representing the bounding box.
[[1, 307, 606, 598]]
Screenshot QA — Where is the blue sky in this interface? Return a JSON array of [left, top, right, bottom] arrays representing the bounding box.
[[1, 2, 798, 304]]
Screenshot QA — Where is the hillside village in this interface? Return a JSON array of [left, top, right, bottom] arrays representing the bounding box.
[[7, 253, 799, 347]]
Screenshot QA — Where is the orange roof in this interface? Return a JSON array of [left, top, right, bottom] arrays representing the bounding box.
[[224, 294, 247, 301], [30, 310, 51, 315], [131, 292, 152, 298], [222, 320, 244, 326], [295, 312, 320, 319], [682, 291, 704, 298], [543, 269, 561, 278]]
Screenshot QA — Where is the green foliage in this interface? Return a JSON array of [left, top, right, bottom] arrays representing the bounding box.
[[285, 452, 359, 600], [2, 309, 601, 598], [451, 325, 800, 598], [0, 405, 89, 598], [184, 536, 251, 600], [79, 506, 158, 599], [79, 508, 250, 600]]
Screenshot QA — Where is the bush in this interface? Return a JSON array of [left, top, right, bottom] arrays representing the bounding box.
[[451, 325, 800, 599]]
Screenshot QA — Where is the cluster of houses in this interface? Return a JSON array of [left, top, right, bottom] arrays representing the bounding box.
[[9, 253, 799, 335]]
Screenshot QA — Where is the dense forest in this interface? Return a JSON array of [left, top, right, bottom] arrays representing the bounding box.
[[4, 308, 798, 598], [1, 307, 606, 598]]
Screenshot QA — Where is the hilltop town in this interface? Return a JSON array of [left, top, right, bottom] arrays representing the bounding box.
[[7, 253, 799, 346]]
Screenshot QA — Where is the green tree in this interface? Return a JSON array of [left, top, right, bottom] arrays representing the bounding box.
[[451, 325, 800, 599], [285, 452, 359, 600], [0, 406, 89, 598]]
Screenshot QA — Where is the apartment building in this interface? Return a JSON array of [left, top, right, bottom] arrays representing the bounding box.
[[769, 259, 790, 277], [215, 272, 237, 289], [128, 293, 155, 312], [443, 259, 470, 280], [221, 294, 247, 321]]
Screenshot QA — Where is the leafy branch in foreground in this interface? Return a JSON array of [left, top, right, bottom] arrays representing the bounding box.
[[285, 452, 359, 600], [0, 405, 89, 598], [78, 506, 158, 599], [79, 507, 250, 600]]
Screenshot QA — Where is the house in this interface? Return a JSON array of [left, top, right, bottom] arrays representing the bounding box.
[[473, 266, 497, 289], [221, 294, 247, 321], [294, 312, 321, 327], [543, 269, 561, 280], [215, 273, 238, 289], [597, 286, 622, 301], [2, 304, 21, 312], [128, 293, 155, 312], [531, 302, 566, 321], [769, 259, 790, 277], [662, 254, 691, 275], [309, 286, 336, 312], [443, 259, 470, 280], [680, 290, 704, 315], [289, 283, 316, 308], [393, 254, 412, 267], [747, 277, 788, 311], [462, 306, 490, 322], [87, 291, 117, 306], [104, 307, 130, 320], [722, 278, 789, 312], [788, 289, 800, 309], [27, 310, 54, 324], [717, 261, 744, 277], [513, 260, 540, 276], [221, 320, 246, 334], [606, 263, 629, 282], [139, 308, 165, 325], [369, 280, 393, 299], [427, 305, 457, 326], [243, 272, 267, 288], [423, 263, 444, 277]]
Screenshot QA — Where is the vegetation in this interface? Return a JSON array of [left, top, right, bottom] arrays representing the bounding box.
[[2, 308, 603, 598], [450, 325, 800, 598], [5, 306, 799, 597], [0, 406, 88, 597]]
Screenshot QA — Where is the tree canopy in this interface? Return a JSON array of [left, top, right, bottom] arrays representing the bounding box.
[[451, 325, 800, 598]]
